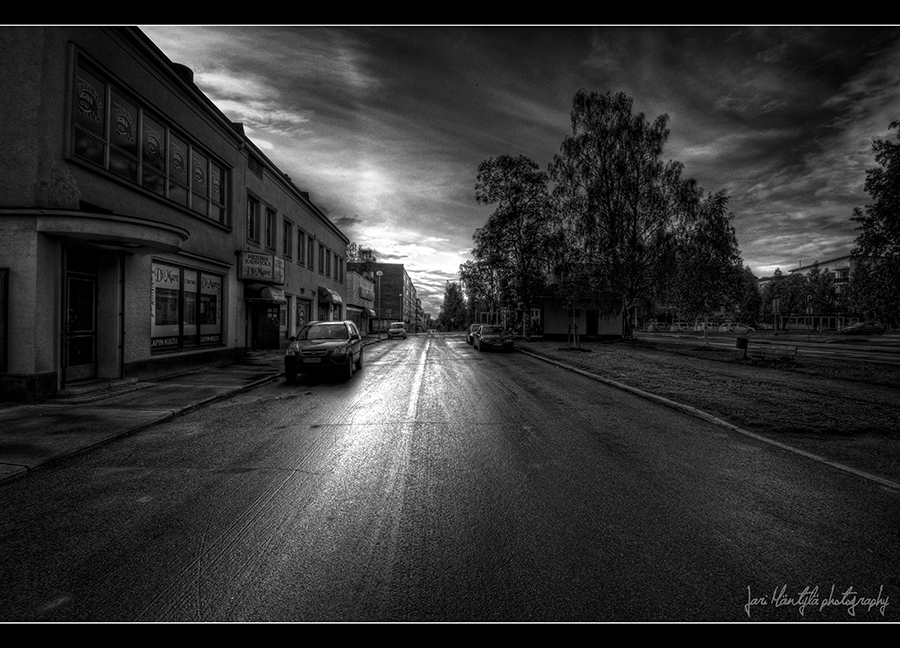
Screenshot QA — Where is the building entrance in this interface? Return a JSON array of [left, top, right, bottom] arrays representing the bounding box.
[[253, 305, 281, 350], [65, 248, 98, 382]]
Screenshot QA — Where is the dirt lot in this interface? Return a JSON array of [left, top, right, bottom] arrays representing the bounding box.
[[516, 336, 900, 486]]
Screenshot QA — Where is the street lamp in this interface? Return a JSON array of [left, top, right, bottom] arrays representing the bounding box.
[[376, 270, 383, 340]]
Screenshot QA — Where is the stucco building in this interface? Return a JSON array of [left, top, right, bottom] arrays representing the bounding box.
[[0, 26, 349, 402]]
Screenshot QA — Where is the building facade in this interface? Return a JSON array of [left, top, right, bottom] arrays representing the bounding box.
[[344, 271, 376, 334], [348, 262, 417, 333], [0, 27, 349, 402]]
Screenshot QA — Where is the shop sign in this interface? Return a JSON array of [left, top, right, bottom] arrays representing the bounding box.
[[239, 251, 285, 284]]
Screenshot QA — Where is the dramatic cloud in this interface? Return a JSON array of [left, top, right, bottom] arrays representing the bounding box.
[[141, 25, 900, 315]]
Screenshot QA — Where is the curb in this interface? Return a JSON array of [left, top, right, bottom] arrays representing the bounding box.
[[516, 347, 900, 492]]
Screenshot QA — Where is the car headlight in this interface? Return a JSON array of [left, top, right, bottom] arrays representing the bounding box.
[[285, 347, 296, 356]]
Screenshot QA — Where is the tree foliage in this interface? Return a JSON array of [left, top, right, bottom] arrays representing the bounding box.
[[473, 154, 553, 335], [849, 120, 900, 327], [666, 190, 744, 321], [436, 281, 466, 331], [458, 259, 502, 325], [548, 89, 698, 331]]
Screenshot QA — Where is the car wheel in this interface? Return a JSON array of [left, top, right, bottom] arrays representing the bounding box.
[[343, 355, 354, 381], [355, 349, 364, 370]]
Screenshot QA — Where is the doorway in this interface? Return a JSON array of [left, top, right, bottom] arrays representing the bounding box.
[[254, 305, 281, 350], [65, 247, 98, 382]]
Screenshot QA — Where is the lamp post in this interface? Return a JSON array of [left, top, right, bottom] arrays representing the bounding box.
[[376, 270, 383, 339]]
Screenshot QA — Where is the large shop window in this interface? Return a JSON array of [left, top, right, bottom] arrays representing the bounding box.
[[151, 261, 223, 351], [73, 57, 229, 226]]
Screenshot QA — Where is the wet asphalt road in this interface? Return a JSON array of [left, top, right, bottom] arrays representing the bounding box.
[[1, 334, 898, 622]]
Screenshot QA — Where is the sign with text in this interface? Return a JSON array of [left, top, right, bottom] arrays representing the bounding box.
[[238, 251, 284, 284]]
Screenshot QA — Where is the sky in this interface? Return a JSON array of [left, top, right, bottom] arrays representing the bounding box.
[[140, 25, 900, 317]]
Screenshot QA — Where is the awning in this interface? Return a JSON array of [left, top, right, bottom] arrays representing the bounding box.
[[258, 286, 286, 304], [318, 286, 343, 305]]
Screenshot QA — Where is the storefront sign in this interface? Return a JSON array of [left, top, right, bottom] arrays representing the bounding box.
[[238, 252, 284, 284]]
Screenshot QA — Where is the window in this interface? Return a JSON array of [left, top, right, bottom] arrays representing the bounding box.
[[297, 230, 305, 265], [73, 57, 229, 225], [325, 249, 332, 278], [318, 244, 325, 274], [338, 258, 344, 283], [247, 196, 260, 243], [308, 238, 315, 269], [283, 220, 293, 260], [151, 261, 223, 351], [265, 209, 276, 249]]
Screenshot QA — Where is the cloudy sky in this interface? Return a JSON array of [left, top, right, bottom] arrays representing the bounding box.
[[140, 25, 900, 316]]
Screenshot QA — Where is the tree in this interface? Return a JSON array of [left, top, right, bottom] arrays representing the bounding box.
[[346, 242, 378, 278], [848, 119, 900, 328], [436, 281, 466, 331], [735, 266, 763, 325], [458, 259, 501, 325], [474, 154, 553, 336], [666, 189, 744, 329], [805, 263, 837, 317], [761, 268, 807, 329], [549, 89, 696, 334]]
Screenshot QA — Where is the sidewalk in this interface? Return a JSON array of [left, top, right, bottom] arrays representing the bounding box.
[[0, 336, 386, 485]]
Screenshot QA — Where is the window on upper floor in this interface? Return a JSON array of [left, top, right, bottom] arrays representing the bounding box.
[[246, 196, 260, 243], [72, 56, 229, 226], [308, 238, 315, 270], [283, 220, 293, 260], [318, 244, 325, 274], [325, 249, 332, 278], [297, 229, 305, 265], [265, 208, 276, 249]]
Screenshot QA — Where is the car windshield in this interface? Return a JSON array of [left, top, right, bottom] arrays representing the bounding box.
[[299, 323, 347, 340], [481, 326, 504, 335], [390, 323, 404, 329]]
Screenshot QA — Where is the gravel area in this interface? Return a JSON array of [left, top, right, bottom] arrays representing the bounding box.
[[516, 337, 900, 486]]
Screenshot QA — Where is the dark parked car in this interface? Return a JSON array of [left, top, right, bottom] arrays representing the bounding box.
[[838, 321, 886, 335], [284, 320, 364, 382], [473, 325, 514, 352]]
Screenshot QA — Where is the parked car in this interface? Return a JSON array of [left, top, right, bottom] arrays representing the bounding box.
[[669, 321, 691, 332], [693, 321, 716, 332], [387, 321, 408, 339], [839, 321, 886, 335], [719, 322, 755, 334], [644, 321, 666, 332], [467, 323, 483, 345], [473, 325, 514, 352], [284, 320, 364, 382]]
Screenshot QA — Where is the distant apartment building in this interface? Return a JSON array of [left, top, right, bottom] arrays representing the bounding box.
[[787, 254, 854, 295], [0, 26, 349, 402], [348, 262, 417, 332]]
